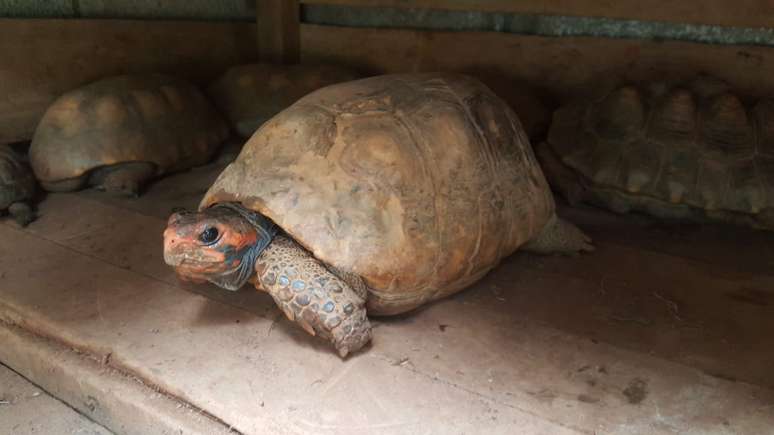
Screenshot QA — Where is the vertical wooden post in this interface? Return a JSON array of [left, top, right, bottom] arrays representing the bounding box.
[[256, 0, 301, 64]]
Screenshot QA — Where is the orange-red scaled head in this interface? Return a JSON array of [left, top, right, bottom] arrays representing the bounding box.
[[163, 205, 275, 290]]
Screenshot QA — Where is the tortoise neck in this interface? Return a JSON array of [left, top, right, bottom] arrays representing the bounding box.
[[212, 202, 277, 237], [208, 202, 278, 290]]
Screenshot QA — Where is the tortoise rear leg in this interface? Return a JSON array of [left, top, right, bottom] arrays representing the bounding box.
[[535, 141, 587, 206], [8, 202, 34, 226], [522, 214, 594, 255], [90, 162, 156, 197], [255, 235, 372, 357]]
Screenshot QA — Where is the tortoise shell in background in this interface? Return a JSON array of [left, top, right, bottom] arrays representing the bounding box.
[[207, 63, 362, 138], [30, 74, 229, 191], [539, 76, 774, 230], [201, 73, 556, 315]]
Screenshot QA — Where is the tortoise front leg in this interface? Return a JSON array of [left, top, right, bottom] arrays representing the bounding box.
[[8, 202, 35, 227], [90, 162, 156, 197], [255, 236, 372, 357]]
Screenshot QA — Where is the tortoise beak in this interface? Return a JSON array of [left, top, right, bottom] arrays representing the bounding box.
[[163, 209, 201, 266], [162, 226, 186, 267]]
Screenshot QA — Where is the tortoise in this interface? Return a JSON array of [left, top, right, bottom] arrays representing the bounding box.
[[30, 74, 229, 196], [207, 63, 361, 137], [0, 144, 36, 226], [163, 73, 593, 356], [537, 76, 774, 230]]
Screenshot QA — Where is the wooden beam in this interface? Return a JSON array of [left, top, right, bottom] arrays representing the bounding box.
[[299, 0, 774, 29], [256, 0, 300, 64]]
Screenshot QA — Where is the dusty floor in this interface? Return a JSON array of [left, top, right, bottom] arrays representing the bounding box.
[[0, 157, 773, 434], [0, 363, 111, 435]]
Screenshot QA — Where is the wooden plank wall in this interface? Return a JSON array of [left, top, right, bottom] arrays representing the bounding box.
[[297, 23, 774, 138], [294, 1, 774, 137], [0, 19, 258, 143], [3, 1, 774, 143], [295, 1, 774, 94], [300, 24, 774, 100]]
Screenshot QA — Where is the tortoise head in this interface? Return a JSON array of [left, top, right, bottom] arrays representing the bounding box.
[[163, 204, 276, 290]]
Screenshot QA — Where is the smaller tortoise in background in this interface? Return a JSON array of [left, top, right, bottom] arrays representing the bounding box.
[[537, 76, 774, 230], [0, 144, 36, 226], [207, 63, 361, 137], [164, 73, 592, 357], [30, 74, 229, 196]]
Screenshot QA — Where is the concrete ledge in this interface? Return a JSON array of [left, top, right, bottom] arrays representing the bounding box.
[[0, 319, 237, 435], [0, 362, 110, 435]]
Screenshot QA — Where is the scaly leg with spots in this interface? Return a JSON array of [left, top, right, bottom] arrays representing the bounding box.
[[254, 236, 372, 357]]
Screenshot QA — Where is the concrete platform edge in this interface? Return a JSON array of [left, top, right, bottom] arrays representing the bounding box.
[[0, 317, 239, 435]]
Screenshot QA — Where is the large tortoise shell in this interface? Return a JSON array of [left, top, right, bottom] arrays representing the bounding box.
[[202, 73, 554, 314], [30, 74, 228, 184], [544, 77, 774, 230]]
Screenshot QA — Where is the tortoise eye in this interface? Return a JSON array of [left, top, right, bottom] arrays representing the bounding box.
[[199, 227, 220, 244]]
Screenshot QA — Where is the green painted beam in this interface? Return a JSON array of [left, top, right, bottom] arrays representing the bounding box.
[[0, 0, 254, 21], [0, 0, 74, 18], [302, 4, 774, 47], [77, 0, 253, 21], [2, 1, 774, 47]]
